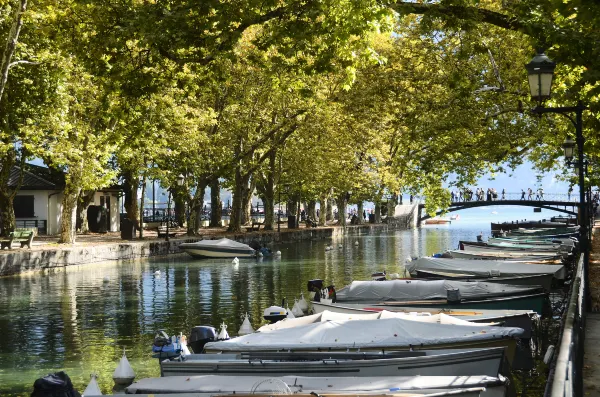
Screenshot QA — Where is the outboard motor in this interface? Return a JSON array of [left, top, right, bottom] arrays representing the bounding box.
[[31, 371, 81, 397], [263, 306, 288, 324], [371, 271, 386, 281], [307, 279, 324, 300], [189, 326, 217, 354]]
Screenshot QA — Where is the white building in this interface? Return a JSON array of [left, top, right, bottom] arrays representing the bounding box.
[[7, 165, 121, 235]]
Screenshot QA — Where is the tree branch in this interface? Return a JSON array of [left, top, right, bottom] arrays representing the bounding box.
[[8, 59, 38, 69]]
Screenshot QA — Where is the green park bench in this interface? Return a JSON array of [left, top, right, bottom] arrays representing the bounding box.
[[0, 230, 35, 250]]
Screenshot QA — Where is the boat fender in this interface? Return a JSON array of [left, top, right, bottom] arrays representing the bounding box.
[[286, 305, 295, 318], [83, 373, 102, 396], [217, 322, 230, 340], [238, 313, 254, 336], [297, 292, 309, 312], [232, 257, 239, 264], [292, 299, 304, 317], [180, 335, 191, 355], [112, 349, 135, 385], [544, 345, 555, 365]]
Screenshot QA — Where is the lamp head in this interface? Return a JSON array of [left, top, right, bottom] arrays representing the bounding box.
[[526, 51, 556, 103], [562, 137, 575, 163]]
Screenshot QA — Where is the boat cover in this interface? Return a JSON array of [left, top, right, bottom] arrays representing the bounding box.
[[335, 280, 540, 302], [126, 375, 504, 394], [257, 310, 494, 332], [180, 238, 254, 251], [409, 257, 566, 280], [205, 317, 524, 351]]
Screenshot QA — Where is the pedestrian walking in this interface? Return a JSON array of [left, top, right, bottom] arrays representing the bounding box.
[[527, 188, 533, 200], [501, 188, 506, 200], [568, 186, 573, 201], [538, 187, 544, 200], [520, 189, 525, 200]]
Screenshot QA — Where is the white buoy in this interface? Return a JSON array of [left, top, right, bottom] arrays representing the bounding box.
[[354, 241, 359, 246], [232, 257, 239, 264], [286, 305, 296, 318], [257, 251, 264, 257], [83, 373, 102, 396], [238, 313, 254, 336], [298, 292, 309, 312], [112, 349, 135, 385], [154, 270, 161, 276], [217, 322, 230, 340], [180, 334, 191, 356], [275, 251, 282, 256], [103, 276, 110, 283], [292, 299, 304, 317]]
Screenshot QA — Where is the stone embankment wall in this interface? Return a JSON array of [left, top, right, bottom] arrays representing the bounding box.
[[0, 222, 407, 277]]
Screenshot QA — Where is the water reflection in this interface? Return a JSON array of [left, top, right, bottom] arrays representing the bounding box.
[[0, 226, 481, 395]]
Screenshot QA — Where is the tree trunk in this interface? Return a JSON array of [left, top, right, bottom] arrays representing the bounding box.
[[326, 191, 334, 221], [139, 176, 146, 238], [0, 153, 18, 237], [241, 176, 255, 225], [0, 0, 28, 103], [122, 169, 140, 230], [0, 189, 15, 237], [59, 164, 83, 244], [387, 193, 397, 218], [374, 201, 382, 223], [337, 193, 348, 227], [319, 196, 327, 226], [76, 191, 95, 233], [174, 187, 186, 227], [188, 181, 207, 235], [356, 201, 364, 225], [209, 177, 222, 227], [228, 167, 244, 233], [307, 200, 316, 221]]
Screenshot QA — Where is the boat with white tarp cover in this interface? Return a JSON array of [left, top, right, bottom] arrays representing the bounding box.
[[310, 303, 536, 338], [179, 238, 256, 258], [203, 317, 523, 363], [334, 280, 541, 302], [125, 375, 509, 397], [159, 348, 507, 378]]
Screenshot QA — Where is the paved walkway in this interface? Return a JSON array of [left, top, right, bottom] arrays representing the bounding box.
[[583, 221, 600, 395]]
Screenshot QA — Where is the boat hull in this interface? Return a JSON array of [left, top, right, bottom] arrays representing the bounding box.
[[445, 250, 562, 262], [127, 374, 508, 397], [179, 247, 256, 258], [413, 270, 554, 291], [161, 348, 506, 378]]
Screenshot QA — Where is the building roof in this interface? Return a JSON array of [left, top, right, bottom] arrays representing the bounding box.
[[7, 165, 60, 190]]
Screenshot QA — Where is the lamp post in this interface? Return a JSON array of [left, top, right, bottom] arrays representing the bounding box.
[[166, 174, 185, 242], [526, 51, 589, 306]]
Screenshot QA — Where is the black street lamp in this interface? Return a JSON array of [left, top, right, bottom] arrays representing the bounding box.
[[166, 174, 185, 242], [526, 51, 589, 305]]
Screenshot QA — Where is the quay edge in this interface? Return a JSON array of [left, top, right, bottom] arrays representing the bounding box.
[[0, 222, 408, 277]]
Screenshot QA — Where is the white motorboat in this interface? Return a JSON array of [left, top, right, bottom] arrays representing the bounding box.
[[127, 374, 508, 397], [179, 238, 256, 258]]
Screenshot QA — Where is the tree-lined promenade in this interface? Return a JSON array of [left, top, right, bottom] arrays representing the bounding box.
[[0, 0, 599, 244]]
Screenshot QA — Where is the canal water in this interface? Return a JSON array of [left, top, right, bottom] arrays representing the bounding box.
[[0, 207, 560, 395]]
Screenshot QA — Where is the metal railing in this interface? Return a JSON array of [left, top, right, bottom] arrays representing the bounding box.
[[546, 253, 586, 397], [450, 192, 578, 203]]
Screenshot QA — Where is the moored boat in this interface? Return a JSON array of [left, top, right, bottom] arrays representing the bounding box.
[[412, 270, 554, 291], [179, 238, 256, 258], [310, 301, 536, 338], [158, 348, 507, 378], [458, 241, 566, 255], [203, 317, 523, 364], [408, 257, 566, 281], [444, 250, 562, 262], [126, 375, 508, 397]]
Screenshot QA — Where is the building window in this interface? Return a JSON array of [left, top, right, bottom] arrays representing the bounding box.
[[14, 196, 35, 217]]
